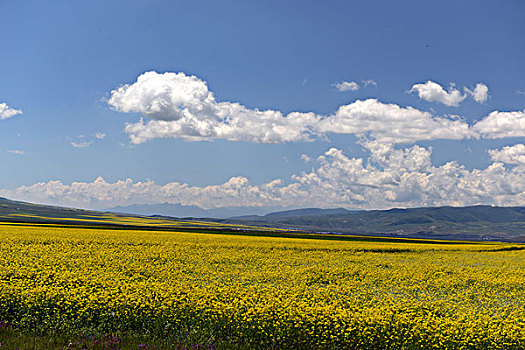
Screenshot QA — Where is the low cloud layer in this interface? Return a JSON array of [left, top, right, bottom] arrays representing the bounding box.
[[3, 143, 525, 210], [0, 102, 22, 120], [108, 72, 516, 145]]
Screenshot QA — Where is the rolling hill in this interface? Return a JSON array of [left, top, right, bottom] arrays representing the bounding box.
[[221, 205, 525, 242], [2, 196, 525, 242], [0, 197, 278, 234]]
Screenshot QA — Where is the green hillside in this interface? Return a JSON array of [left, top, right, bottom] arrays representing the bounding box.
[[223, 205, 525, 242], [2, 197, 525, 242]]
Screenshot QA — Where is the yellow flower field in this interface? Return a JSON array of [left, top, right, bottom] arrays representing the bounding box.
[[0, 224, 524, 349]]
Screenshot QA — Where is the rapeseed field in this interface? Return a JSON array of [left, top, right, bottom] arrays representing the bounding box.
[[0, 224, 524, 349]]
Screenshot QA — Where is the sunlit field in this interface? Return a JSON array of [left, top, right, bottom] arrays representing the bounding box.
[[1, 224, 524, 349]]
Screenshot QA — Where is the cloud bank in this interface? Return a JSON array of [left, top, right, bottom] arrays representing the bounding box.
[[109, 72, 515, 145], [0, 102, 22, 120], [1, 73, 519, 212], [3, 143, 525, 210]]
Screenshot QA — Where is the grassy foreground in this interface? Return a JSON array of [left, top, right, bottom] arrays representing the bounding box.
[[0, 328, 163, 349], [1, 224, 524, 349]]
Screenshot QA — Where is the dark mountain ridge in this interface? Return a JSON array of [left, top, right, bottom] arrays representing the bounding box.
[[2, 197, 525, 242], [221, 205, 525, 242]]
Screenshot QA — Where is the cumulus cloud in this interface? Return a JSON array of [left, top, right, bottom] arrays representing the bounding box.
[[0, 176, 266, 210], [3, 143, 525, 210], [109, 71, 217, 121], [409, 81, 466, 107], [110, 71, 319, 144], [302, 143, 525, 208], [0, 102, 22, 120], [318, 99, 471, 143], [109, 72, 478, 145], [109, 72, 524, 145], [94, 133, 106, 139], [472, 110, 525, 139], [333, 81, 360, 91], [489, 144, 525, 165], [464, 83, 488, 103]]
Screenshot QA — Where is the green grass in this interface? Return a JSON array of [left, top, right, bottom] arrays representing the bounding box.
[[0, 327, 218, 349]]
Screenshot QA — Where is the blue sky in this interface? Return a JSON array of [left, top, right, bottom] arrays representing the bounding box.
[[0, 0, 524, 211]]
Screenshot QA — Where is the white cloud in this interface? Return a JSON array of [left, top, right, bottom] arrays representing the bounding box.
[[517, 90, 525, 96], [110, 71, 319, 144], [410, 81, 489, 106], [361, 79, 377, 87], [464, 83, 488, 103], [333, 81, 360, 91], [109, 72, 478, 145], [94, 133, 106, 139], [0, 102, 22, 120], [0, 176, 267, 210], [409, 81, 467, 107], [489, 144, 525, 165], [109, 71, 217, 121], [472, 110, 525, 139], [318, 99, 471, 144], [123, 108, 320, 144], [3, 143, 525, 210], [109, 72, 524, 145], [282, 144, 525, 208], [7, 150, 24, 155]]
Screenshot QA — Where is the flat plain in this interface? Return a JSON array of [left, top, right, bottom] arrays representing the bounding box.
[[1, 222, 524, 349]]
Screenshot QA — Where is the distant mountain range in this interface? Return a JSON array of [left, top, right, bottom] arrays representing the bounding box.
[[105, 203, 289, 219], [108, 202, 525, 242], [220, 205, 525, 242], [3, 197, 525, 242]]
